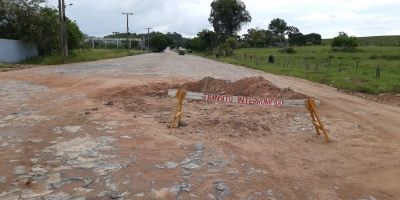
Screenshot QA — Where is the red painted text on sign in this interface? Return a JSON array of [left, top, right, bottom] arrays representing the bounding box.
[[202, 93, 283, 107]]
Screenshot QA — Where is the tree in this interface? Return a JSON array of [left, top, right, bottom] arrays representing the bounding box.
[[331, 32, 359, 51], [186, 37, 205, 52], [0, 0, 84, 55], [186, 29, 217, 52], [305, 33, 322, 45], [196, 29, 217, 51], [243, 28, 273, 47], [286, 26, 300, 35], [35, 7, 61, 55], [224, 37, 237, 55], [149, 32, 171, 52], [209, 0, 251, 41], [166, 32, 184, 48], [245, 28, 262, 47], [66, 20, 84, 50], [288, 33, 306, 46], [268, 18, 287, 40]]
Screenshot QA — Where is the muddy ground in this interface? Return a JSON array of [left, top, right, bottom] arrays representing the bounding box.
[[0, 50, 399, 200]]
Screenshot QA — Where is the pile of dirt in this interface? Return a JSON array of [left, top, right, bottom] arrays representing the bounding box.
[[181, 76, 307, 99], [98, 77, 308, 109]]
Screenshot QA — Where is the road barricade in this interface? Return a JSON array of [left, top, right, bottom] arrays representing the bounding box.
[[168, 89, 329, 143]]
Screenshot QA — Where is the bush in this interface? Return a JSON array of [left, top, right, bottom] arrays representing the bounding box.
[[370, 54, 379, 59], [279, 47, 297, 54], [305, 41, 314, 46], [331, 32, 359, 52], [224, 37, 238, 56]]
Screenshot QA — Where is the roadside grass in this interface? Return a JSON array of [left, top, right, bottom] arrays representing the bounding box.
[[199, 46, 400, 94], [0, 62, 9, 68], [23, 49, 147, 65], [0, 62, 14, 72]]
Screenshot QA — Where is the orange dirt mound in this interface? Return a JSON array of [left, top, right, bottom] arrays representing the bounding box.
[[180, 76, 307, 99]]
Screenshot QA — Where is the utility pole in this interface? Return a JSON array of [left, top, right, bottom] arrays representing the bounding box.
[[58, 0, 68, 57], [122, 12, 133, 49], [146, 27, 152, 49], [58, 0, 64, 56], [62, 0, 68, 57]]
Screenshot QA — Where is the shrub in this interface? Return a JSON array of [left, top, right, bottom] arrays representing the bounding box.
[[305, 41, 314, 46], [331, 32, 359, 52], [279, 47, 297, 54], [224, 37, 238, 56]]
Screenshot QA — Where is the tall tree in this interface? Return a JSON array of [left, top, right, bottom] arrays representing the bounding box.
[[186, 30, 217, 52], [166, 32, 184, 48], [244, 28, 273, 47], [268, 18, 287, 37], [209, 0, 252, 41], [268, 18, 288, 45], [286, 26, 300, 35], [66, 19, 83, 50], [0, 0, 83, 55], [197, 29, 217, 50], [288, 33, 306, 46]]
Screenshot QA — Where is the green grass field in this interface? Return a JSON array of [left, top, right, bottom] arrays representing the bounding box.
[[23, 49, 147, 65], [201, 46, 400, 94], [323, 35, 400, 46]]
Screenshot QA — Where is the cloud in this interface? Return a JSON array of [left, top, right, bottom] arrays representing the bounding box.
[[46, 0, 400, 38]]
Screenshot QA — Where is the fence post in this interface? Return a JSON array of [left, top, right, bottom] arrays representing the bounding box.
[[356, 60, 359, 73], [283, 57, 287, 67], [376, 64, 381, 79]]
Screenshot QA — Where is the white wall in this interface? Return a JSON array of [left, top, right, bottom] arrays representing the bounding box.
[[0, 39, 38, 63]]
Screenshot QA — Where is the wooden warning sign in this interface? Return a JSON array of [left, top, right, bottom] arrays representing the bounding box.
[[169, 89, 187, 129], [168, 89, 319, 107], [305, 99, 330, 143], [167, 90, 329, 144]]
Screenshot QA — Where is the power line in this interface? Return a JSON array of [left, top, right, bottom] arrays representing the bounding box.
[[49, 2, 126, 35], [68, 9, 122, 32], [69, 7, 122, 28]]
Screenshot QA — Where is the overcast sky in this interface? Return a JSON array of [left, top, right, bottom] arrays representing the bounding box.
[[46, 0, 400, 38]]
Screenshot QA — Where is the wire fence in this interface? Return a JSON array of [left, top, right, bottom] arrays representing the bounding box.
[[231, 53, 383, 79]]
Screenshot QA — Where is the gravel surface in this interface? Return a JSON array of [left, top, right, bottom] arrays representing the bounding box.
[[42, 49, 260, 80], [0, 49, 399, 200]]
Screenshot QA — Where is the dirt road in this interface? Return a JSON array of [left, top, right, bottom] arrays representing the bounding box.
[[0, 50, 399, 200]]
